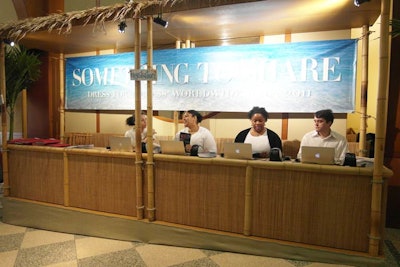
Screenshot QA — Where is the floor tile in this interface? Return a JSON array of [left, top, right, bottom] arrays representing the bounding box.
[[15, 240, 77, 267], [78, 248, 146, 267], [0, 233, 25, 252], [75, 236, 133, 259], [136, 244, 207, 267], [0, 250, 18, 267], [210, 252, 297, 267], [21, 229, 75, 248], [0, 223, 26, 235]]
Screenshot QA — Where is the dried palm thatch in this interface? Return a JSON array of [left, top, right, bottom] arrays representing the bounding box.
[[0, 0, 179, 42]]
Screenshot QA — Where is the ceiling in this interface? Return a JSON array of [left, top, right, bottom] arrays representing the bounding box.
[[18, 0, 382, 54]]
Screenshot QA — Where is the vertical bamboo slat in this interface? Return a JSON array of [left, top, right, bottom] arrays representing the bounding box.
[[1, 41, 9, 197], [147, 16, 155, 221], [134, 18, 144, 220], [243, 165, 253, 236], [369, 0, 391, 256], [359, 25, 369, 157], [59, 53, 65, 143]]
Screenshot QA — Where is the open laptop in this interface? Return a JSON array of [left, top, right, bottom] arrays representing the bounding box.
[[109, 136, 133, 152], [160, 140, 186, 155], [301, 146, 335, 165], [223, 143, 253, 160]]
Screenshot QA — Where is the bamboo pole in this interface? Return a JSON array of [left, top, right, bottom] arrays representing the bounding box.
[[359, 25, 369, 157], [134, 18, 144, 220], [59, 53, 65, 143], [174, 111, 179, 136], [1, 41, 9, 196], [146, 16, 155, 221], [63, 151, 69, 206], [243, 165, 253, 236], [369, 0, 391, 256], [173, 41, 181, 136], [22, 89, 27, 138]]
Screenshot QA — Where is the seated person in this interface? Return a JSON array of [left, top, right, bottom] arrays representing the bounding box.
[[297, 109, 349, 165], [124, 112, 160, 153], [235, 106, 282, 158], [175, 110, 217, 154]]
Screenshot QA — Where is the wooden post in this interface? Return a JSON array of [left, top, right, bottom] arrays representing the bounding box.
[[147, 16, 156, 221], [0, 41, 9, 197], [59, 53, 65, 143], [369, 0, 391, 256], [134, 18, 144, 220], [359, 25, 369, 157]]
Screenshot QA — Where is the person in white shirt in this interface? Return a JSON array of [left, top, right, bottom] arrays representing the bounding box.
[[175, 110, 217, 154], [297, 109, 349, 165], [124, 112, 160, 153]]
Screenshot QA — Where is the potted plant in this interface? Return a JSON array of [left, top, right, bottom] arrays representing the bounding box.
[[5, 45, 41, 140]]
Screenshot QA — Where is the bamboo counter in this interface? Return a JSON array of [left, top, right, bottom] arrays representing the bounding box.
[[2, 145, 393, 266]]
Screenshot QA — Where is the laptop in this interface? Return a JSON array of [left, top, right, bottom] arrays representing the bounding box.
[[223, 143, 253, 160], [301, 146, 335, 165], [109, 136, 133, 152], [160, 140, 186, 155]]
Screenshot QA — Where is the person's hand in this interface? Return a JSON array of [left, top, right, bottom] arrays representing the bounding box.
[[185, 144, 191, 153]]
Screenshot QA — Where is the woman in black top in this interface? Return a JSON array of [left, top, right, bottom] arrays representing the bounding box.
[[234, 106, 282, 158]]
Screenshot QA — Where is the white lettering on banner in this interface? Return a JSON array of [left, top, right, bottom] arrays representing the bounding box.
[[72, 67, 130, 87], [70, 57, 342, 88]]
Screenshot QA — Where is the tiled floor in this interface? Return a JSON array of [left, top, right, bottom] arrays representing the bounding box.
[[0, 185, 399, 266]]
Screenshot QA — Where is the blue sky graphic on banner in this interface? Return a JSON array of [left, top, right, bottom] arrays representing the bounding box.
[[65, 39, 357, 112]]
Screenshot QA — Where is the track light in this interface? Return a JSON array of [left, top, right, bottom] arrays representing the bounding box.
[[153, 16, 168, 28], [354, 0, 370, 7], [3, 39, 15, 46], [118, 21, 127, 33]]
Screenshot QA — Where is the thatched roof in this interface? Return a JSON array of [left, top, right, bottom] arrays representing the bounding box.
[[0, 0, 179, 42]]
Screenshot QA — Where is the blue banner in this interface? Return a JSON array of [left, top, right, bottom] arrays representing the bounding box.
[[65, 39, 357, 112]]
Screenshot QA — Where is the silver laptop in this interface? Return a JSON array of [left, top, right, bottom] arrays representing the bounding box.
[[109, 136, 133, 152], [223, 143, 253, 160], [301, 146, 335, 165], [160, 140, 186, 155]]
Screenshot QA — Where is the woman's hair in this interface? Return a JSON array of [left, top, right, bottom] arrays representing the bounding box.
[[248, 106, 269, 120], [126, 115, 135, 126], [186, 110, 203, 123]]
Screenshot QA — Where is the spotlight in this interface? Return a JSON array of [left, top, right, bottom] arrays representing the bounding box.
[[153, 16, 168, 28], [118, 21, 127, 33], [354, 0, 370, 7], [3, 39, 15, 46]]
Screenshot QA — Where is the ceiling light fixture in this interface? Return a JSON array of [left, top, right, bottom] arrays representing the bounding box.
[[354, 0, 370, 7], [3, 39, 15, 46], [153, 16, 168, 28], [118, 21, 127, 33]]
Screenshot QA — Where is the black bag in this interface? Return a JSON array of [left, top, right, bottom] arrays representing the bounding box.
[[190, 145, 199, 156], [343, 152, 356, 166], [269, 148, 282, 161]]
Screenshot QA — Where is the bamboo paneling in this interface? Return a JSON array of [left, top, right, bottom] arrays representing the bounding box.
[[67, 153, 137, 217], [251, 168, 371, 252], [153, 159, 246, 233], [8, 146, 64, 204]]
